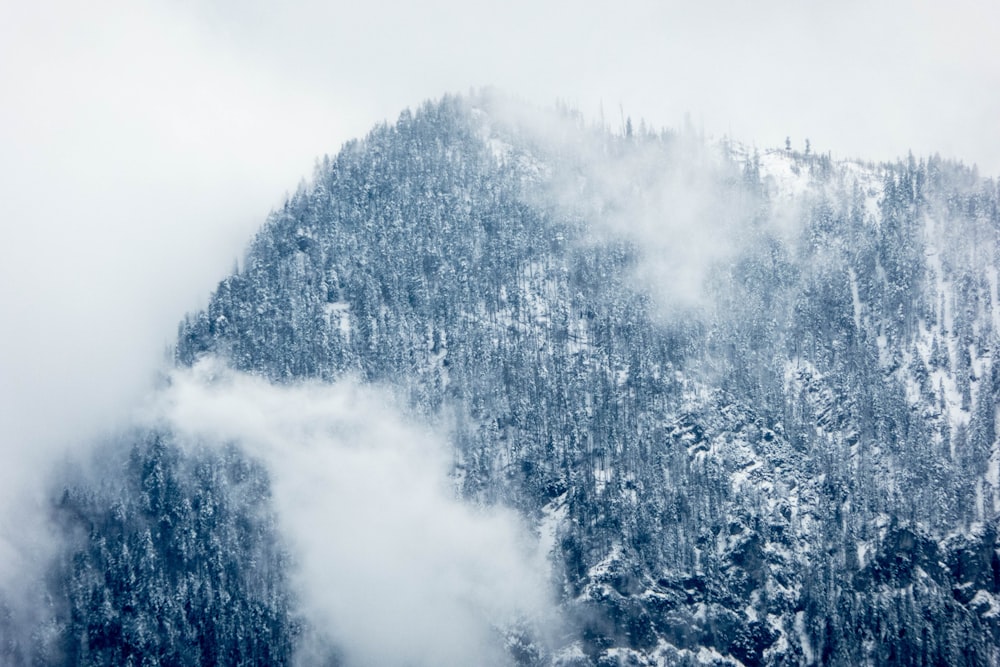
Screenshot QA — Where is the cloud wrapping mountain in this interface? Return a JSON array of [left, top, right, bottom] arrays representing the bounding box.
[[2, 94, 999, 666]]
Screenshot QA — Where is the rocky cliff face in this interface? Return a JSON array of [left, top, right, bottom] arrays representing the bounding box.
[[10, 94, 1000, 665]]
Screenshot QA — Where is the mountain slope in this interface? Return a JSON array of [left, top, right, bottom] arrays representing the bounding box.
[[10, 93, 1000, 665]]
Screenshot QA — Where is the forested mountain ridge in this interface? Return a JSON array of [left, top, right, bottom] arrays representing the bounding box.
[[6, 93, 1000, 665]]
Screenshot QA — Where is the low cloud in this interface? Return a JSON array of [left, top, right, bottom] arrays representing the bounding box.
[[149, 358, 556, 666], [479, 94, 755, 314]]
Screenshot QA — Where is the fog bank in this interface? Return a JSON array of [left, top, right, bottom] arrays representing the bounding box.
[[152, 359, 556, 666]]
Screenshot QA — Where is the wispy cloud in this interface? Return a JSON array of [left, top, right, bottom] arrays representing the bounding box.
[[480, 94, 756, 313], [149, 359, 556, 666]]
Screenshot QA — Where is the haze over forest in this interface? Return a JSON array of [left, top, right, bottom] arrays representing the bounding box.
[[1, 3, 1000, 666]]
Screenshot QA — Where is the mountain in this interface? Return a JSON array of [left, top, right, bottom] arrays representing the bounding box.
[[4, 93, 1000, 666]]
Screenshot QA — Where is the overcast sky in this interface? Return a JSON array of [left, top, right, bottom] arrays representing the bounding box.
[[1, 0, 999, 508]]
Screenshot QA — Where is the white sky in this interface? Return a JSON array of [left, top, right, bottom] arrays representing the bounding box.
[[0, 0, 998, 506]]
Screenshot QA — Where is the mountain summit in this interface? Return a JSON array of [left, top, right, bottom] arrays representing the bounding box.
[[5, 94, 1000, 666]]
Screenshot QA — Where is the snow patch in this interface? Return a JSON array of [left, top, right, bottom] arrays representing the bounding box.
[[323, 301, 352, 341], [970, 590, 1000, 618], [795, 610, 813, 664], [758, 149, 812, 202]]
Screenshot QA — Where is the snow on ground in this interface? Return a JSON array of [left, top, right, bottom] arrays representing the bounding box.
[[970, 590, 1000, 618], [795, 611, 814, 664], [323, 300, 352, 342], [758, 149, 813, 203], [839, 159, 885, 223], [538, 492, 567, 559], [587, 541, 623, 581]]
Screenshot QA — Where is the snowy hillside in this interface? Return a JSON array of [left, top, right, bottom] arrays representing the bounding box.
[[3, 94, 999, 666]]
